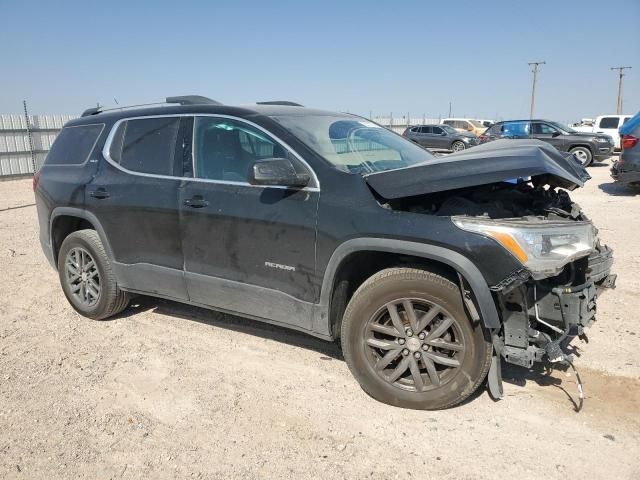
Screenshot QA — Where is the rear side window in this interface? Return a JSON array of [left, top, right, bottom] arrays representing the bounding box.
[[45, 124, 103, 165], [109, 117, 180, 176], [598, 117, 620, 129], [443, 120, 454, 126], [419, 126, 432, 134]]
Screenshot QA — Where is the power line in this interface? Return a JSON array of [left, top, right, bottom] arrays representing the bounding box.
[[528, 61, 546, 119], [610, 66, 632, 114]]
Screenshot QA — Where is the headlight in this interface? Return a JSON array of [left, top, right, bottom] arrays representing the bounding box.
[[594, 137, 610, 143], [452, 217, 595, 278]]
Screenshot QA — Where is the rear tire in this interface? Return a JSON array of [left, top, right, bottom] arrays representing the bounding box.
[[341, 268, 492, 410], [569, 146, 593, 167], [57, 229, 129, 320]]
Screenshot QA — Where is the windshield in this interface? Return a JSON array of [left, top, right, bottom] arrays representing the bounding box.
[[271, 115, 436, 174], [441, 125, 458, 134], [549, 121, 576, 134]]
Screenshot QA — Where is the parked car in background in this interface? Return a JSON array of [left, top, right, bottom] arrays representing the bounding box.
[[440, 118, 486, 136], [573, 114, 632, 150], [611, 111, 640, 186], [479, 119, 614, 166], [402, 124, 479, 151], [476, 119, 494, 128]]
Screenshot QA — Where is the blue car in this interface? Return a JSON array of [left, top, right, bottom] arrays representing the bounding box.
[[611, 111, 640, 186]]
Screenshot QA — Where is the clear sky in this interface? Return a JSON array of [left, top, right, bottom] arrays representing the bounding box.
[[1, 0, 638, 122]]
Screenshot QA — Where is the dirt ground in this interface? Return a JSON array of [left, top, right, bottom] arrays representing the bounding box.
[[1, 160, 639, 480]]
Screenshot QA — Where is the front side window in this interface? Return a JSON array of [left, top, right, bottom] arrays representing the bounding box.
[[599, 117, 620, 129], [110, 117, 180, 176], [272, 114, 436, 174], [193, 117, 292, 182], [432, 126, 444, 135], [45, 124, 104, 165], [531, 122, 557, 135]]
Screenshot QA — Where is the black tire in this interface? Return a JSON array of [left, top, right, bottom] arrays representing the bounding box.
[[451, 140, 466, 152], [569, 146, 593, 167], [57, 229, 129, 320], [341, 268, 492, 410]]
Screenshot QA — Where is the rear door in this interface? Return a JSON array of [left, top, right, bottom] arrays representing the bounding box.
[[178, 115, 319, 329], [86, 115, 189, 299]]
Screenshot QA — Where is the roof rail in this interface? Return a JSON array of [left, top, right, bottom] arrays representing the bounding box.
[[81, 107, 103, 117], [166, 95, 222, 106], [80, 95, 222, 117], [256, 101, 304, 107]]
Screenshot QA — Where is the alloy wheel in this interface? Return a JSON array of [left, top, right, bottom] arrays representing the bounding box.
[[364, 298, 466, 392], [452, 141, 465, 152], [65, 247, 101, 307], [572, 149, 589, 165]]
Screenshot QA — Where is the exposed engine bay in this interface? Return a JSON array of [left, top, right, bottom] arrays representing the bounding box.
[[388, 181, 583, 220], [384, 180, 617, 408]]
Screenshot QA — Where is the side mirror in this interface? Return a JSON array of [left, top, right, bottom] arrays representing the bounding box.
[[551, 131, 561, 137], [441, 132, 447, 136], [249, 158, 310, 188]]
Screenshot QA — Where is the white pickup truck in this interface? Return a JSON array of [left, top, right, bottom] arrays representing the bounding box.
[[573, 114, 632, 150]]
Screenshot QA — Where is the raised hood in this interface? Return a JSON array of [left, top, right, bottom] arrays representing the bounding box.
[[364, 139, 590, 200]]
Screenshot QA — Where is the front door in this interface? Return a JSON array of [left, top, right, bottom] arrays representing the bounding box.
[[178, 116, 320, 330], [530, 122, 566, 151]]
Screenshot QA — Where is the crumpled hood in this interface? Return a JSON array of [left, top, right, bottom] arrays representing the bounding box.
[[364, 139, 591, 200]]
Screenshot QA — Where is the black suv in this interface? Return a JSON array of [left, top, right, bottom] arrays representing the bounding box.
[[480, 119, 614, 166], [35, 96, 616, 410], [402, 124, 479, 152]]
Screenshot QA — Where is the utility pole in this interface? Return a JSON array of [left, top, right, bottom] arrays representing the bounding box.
[[528, 61, 546, 119], [611, 66, 632, 114]]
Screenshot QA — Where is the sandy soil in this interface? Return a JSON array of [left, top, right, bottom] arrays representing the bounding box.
[[1, 161, 639, 479]]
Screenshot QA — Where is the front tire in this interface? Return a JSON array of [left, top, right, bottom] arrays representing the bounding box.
[[57, 229, 129, 320], [451, 140, 466, 152], [341, 268, 492, 410], [569, 146, 593, 167]]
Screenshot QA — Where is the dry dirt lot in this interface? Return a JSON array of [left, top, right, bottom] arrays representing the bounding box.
[[1, 160, 639, 479]]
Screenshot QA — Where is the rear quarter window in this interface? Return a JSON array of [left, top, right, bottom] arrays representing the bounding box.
[[599, 117, 620, 129], [45, 124, 104, 165]]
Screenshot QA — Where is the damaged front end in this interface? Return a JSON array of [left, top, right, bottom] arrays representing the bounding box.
[[365, 140, 616, 400]]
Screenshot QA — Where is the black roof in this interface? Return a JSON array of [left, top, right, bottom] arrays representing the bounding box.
[[68, 102, 344, 127], [493, 119, 553, 124]]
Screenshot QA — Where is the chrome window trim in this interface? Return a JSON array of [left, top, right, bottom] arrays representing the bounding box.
[[101, 113, 320, 191]]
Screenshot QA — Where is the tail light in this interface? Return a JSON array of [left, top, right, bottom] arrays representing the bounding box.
[[622, 134, 639, 150], [402, 129, 408, 137], [479, 135, 488, 143], [32, 170, 41, 191]]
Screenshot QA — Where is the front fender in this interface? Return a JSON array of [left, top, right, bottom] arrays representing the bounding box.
[[316, 238, 501, 333]]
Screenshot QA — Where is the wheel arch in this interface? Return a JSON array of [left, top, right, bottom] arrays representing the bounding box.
[[569, 143, 593, 154], [50, 207, 114, 265], [318, 238, 501, 338]]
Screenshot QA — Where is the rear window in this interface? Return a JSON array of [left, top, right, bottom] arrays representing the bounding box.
[[598, 117, 620, 129], [109, 117, 180, 176], [45, 124, 103, 165]]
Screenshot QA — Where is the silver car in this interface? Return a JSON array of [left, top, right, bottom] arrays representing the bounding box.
[[402, 124, 479, 152]]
